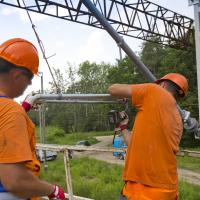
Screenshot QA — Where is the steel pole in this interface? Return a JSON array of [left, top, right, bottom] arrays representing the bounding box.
[[193, 2, 200, 121], [39, 71, 44, 144]]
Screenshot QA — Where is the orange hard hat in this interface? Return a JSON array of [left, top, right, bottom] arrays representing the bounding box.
[[0, 38, 39, 74], [156, 73, 188, 97]]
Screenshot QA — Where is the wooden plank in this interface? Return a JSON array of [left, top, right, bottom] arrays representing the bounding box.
[[177, 150, 200, 158], [36, 143, 125, 153]]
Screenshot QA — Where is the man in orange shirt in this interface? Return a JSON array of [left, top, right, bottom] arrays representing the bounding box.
[[108, 73, 188, 200], [0, 38, 66, 200]]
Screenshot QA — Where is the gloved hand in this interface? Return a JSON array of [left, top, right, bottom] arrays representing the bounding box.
[[48, 185, 65, 200], [21, 93, 36, 112], [117, 98, 128, 104], [115, 111, 129, 132], [119, 111, 129, 125]]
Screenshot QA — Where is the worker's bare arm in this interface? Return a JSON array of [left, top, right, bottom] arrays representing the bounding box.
[[108, 84, 132, 98], [121, 129, 131, 145], [0, 163, 53, 198]]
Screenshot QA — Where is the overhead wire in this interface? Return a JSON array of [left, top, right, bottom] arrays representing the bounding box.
[[22, 0, 60, 93]]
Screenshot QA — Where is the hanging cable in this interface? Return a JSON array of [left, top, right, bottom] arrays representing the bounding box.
[[22, 0, 60, 93]]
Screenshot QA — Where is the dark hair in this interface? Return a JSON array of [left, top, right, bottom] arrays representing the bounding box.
[[0, 58, 33, 80], [165, 80, 183, 97], [0, 58, 16, 73]]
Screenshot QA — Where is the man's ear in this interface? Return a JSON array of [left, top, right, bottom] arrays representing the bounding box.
[[9, 69, 21, 81]]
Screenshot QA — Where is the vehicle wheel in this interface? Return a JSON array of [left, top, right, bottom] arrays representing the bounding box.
[[119, 154, 124, 160], [52, 155, 57, 160]]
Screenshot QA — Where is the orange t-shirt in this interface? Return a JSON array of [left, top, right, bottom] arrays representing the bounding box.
[[0, 98, 40, 175], [123, 83, 183, 189]]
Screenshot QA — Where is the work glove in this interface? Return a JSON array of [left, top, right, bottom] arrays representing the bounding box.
[[115, 111, 129, 132], [48, 185, 66, 200], [117, 98, 128, 105], [21, 93, 36, 112]]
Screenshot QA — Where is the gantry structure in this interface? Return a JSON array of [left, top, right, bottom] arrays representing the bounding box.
[[0, 0, 194, 49]]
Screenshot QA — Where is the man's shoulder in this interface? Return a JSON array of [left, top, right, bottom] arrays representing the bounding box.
[[132, 83, 169, 99], [145, 83, 166, 93], [0, 98, 25, 113], [132, 83, 161, 93], [146, 83, 161, 89], [133, 83, 158, 88]]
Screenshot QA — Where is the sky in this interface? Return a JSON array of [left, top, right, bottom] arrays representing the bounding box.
[[0, 0, 194, 102]]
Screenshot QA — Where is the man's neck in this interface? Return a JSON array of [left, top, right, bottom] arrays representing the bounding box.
[[0, 87, 11, 98]]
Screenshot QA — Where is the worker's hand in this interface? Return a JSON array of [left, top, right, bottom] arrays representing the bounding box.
[[114, 111, 129, 132], [48, 185, 65, 200], [117, 98, 128, 104], [119, 111, 129, 126], [21, 93, 36, 112]]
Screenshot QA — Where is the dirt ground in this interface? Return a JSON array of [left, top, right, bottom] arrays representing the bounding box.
[[75, 136, 200, 186]]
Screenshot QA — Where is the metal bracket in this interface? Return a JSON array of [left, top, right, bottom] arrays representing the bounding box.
[[194, 128, 200, 139]]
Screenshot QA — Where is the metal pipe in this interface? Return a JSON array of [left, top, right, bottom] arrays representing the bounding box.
[[43, 100, 117, 104], [41, 104, 48, 171], [26, 93, 117, 104], [82, 0, 156, 82], [189, 0, 200, 121]]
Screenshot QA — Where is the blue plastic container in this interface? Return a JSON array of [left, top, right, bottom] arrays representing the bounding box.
[[113, 136, 124, 148], [113, 136, 127, 159]]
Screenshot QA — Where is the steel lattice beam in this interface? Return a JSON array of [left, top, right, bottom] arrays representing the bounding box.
[[0, 0, 194, 49]]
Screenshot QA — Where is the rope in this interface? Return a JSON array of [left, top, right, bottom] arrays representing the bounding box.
[[22, 0, 60, 93]]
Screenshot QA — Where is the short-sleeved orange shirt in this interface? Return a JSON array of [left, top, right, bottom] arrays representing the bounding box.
[[0, 98, 40, 176], [123, 83, 183, 189]]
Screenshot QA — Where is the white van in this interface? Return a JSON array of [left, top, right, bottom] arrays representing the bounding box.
[[36, 149, 57, 162]]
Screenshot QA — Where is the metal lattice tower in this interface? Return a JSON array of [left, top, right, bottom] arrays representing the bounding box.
[[0, 0, 194, 49]]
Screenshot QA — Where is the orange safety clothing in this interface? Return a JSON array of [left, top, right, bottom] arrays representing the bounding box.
[[122, 182, 178, 200], [156, 73, 188, 97], [0, 98, 41, 200], [0, 38, 39, 74], [123, 83, 183, 190]]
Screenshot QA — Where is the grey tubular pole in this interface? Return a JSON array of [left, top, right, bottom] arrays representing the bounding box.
[[82, 0, 156, 82], [28, 93, 116, 104], [39, 72, 44, 144], [38, 100, 117, 104], [193, 1, 200, 121]]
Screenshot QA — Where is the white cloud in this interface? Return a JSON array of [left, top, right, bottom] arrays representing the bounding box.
[[1, 7, 13, 15], [78, 30, 119, 64], [1, 7, 48, 22], [55, 41, 65, 48]]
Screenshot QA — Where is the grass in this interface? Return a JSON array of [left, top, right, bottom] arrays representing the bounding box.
[[177, 156, 200, 173], [36, 126, 113, 145], [40, 155, 200, 200], [40, 155, 124, 200], [179, 181, 200, 200]]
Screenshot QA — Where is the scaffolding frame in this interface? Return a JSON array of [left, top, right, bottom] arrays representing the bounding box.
[[37, 143, 125, 200], [0, 0, 194, 49], [35, 93, 121, 200]]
